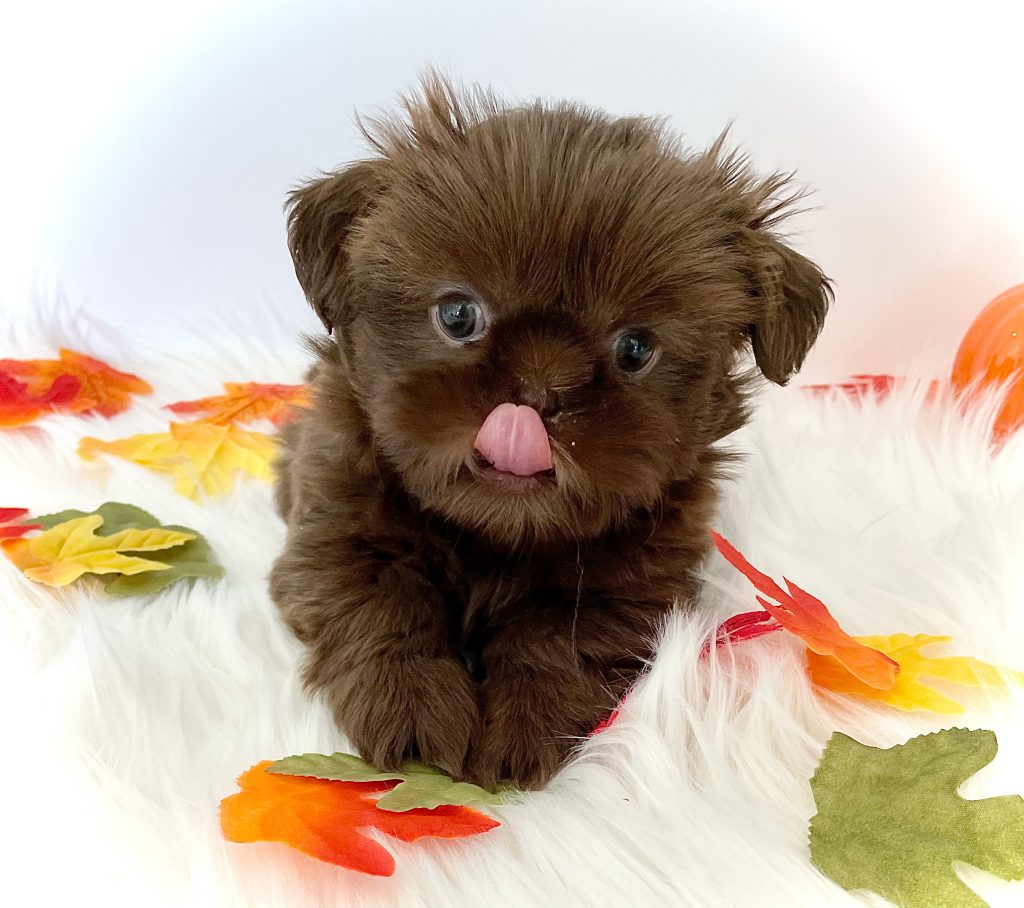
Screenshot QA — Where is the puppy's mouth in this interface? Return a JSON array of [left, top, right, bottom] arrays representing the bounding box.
[[470, 452, 556, 491], [471, 403, 556, 492]]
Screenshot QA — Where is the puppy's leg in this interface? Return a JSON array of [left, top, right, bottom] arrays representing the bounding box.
[[470, 596, 659, 790], [270, 528, 478, 777]]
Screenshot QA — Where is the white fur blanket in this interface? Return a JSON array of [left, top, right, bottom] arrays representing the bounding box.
[[2, 303, 1022, 907]]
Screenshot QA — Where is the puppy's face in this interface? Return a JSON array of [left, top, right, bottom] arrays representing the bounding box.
[[288, 81, 831, 546]]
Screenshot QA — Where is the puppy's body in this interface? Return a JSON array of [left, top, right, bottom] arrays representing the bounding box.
[[270, 77, 831, 788]]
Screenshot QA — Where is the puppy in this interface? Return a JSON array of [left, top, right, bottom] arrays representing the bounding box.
[[270, 75, 831, 789]]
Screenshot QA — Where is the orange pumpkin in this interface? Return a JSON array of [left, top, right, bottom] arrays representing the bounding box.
[[951, 284, 1024, 440]]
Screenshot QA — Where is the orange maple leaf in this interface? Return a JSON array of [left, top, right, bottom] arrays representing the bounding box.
[[711, 532, 898, 691], [0, 372, 83, 428], [220, 761, 499, 875], [807, 634, 1024, 714], [0, 349, 151, 418], [166, 382, 310, 426]]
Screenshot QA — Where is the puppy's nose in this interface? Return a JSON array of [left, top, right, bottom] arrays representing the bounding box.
[[513, 382, 561, 419]]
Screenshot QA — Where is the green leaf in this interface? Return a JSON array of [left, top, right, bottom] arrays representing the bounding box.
[[34, 501, 224, 597], [103, 527, 224, 597], [270, 752, 407, 783], [809, 728, 1024, 908], [374, 774, 509, 812], [35, 501, 160, 532], [34, 507, 94, 528], [268, 752, 509, 812]]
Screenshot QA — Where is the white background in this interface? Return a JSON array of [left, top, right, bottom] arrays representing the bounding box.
[[2, 0, 1023, 382]]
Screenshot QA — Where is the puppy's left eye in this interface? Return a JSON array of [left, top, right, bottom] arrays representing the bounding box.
[[432, 297, 487, 343], [613, 329, 658, 374]]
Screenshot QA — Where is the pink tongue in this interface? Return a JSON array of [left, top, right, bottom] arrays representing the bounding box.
[[474, 403, 554, 477]]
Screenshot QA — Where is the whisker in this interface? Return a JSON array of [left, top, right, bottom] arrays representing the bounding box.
[[571, 543, 584, 674]]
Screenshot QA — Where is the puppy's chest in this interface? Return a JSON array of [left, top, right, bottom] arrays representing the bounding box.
[[426, 530, 696, 646], [434, 539, 595, 636]]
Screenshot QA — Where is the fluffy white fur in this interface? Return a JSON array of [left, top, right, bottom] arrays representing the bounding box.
[[2, 301, 1022, 908]]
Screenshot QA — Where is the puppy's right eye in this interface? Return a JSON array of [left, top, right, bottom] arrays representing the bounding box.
[[432, 297, 487, 343]]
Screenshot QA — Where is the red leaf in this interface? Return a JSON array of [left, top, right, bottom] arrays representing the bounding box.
[[1, 349, 150, 423], [711, 532, 898, 690], [0, 373, 82, 428], [589, 705, 622, 736], [0, 508, 40, 539], [803, 374, 942, 404], [705, 609, 783, 653], [804, 374, 897, 400]]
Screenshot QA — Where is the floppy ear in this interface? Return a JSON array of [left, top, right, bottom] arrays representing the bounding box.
[[743, 228, 833, 385], [286, 160, 382, 333]]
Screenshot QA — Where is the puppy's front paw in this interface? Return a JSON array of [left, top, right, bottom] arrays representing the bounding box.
[[322, 657, 480, 778], [470, 668, 603, 790]]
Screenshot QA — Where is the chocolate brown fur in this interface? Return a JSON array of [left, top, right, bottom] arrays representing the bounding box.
[[269, 75, 831, 789]]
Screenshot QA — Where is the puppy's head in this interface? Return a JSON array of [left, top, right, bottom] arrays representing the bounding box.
[[288, 75, 831, 546]]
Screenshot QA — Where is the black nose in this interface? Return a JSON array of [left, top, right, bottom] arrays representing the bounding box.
[[513, 382, 562, 419]]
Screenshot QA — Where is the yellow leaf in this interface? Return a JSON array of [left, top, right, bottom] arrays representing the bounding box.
[[167, 422, 278, 498], [807, 634, 1024, 714], [79, 430, 182, 474], [79, 422, 279, 500], [2, 514, 195, 587]]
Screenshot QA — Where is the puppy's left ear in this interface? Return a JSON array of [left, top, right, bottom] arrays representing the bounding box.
[[742, 228, 833, 385]]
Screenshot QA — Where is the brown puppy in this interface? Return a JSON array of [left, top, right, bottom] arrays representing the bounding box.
[[270, 75, 831, 789]]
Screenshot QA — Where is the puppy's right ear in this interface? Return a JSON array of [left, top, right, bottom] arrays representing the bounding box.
[[286, 161, 382, 333]]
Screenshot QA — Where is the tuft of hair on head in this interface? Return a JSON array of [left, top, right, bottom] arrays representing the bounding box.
[[357, 70, 504, 158]]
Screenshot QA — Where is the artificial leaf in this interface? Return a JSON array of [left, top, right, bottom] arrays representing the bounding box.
[[220, 761, 499, 874], [50, 348, 153, 416], [809, 728, 1024, 908], [705, 609, 784, 653], [104, 529, 223, 597], [33, 501, 163, 531], [79, 422, 278, 499], [711, 532, 898, 690], [33, 501, 224, 597], [804, 374, 899, 400], [269, 752, 505, 812], [0, 348, 151, 417], [803, 374, 941, 403], [166, 382, 310, 426], [0, 372, 83, 428], [2, 514, 194, 587], [589, 705, 622, 736], [0, 508, 40, 539], [807, 634, 1024, 714]]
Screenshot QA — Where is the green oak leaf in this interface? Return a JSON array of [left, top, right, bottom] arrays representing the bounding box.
[[809, 728, 1024, 908], [34, 501, 224, 597], [268, 752, 510, 812]]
